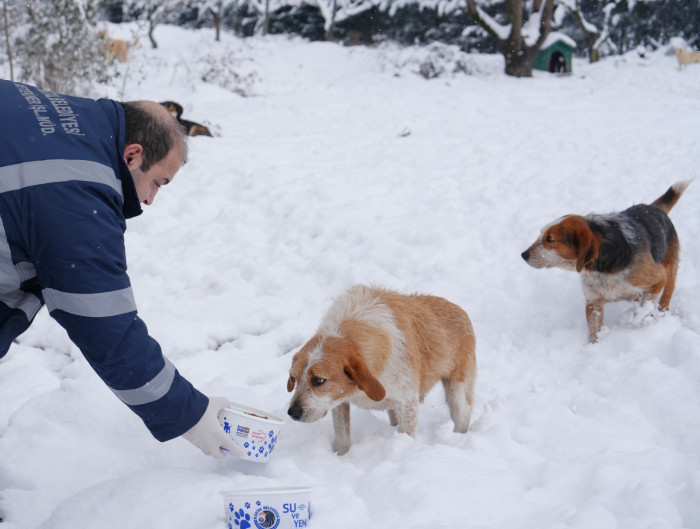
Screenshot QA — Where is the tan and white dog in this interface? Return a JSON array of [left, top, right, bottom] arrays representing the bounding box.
[[97, 30, 134, 63], [674, 48, 700, 70], [287, 285, 476, 455]]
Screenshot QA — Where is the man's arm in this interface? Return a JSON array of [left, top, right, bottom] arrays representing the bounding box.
[[27, 179, 207, 441]]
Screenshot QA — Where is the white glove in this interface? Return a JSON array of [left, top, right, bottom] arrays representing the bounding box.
[[182, 396, 246, 459]]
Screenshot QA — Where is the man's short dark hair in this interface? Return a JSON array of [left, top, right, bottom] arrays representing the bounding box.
[[120, 101, 188, 172]]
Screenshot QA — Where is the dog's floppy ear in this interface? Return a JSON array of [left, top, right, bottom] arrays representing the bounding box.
[[287, 349, 308, 392], [287, 355, 298, 391], [574, 229, 600, 272], [564, 216, 600, 272], [287, 339, 316, 392], [287, 357, 302, 392], [344, 354, 386, 402]]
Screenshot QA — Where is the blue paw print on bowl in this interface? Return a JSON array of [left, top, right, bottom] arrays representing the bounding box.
[[238, 431, 279, 460], [233, 508, 251, 529]]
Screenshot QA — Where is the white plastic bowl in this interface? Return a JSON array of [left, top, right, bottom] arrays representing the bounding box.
[[223, 487, 311, 529], [217, 403, 284, 463]]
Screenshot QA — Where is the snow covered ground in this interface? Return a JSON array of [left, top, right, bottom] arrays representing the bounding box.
[[1, 24, 700, 529]]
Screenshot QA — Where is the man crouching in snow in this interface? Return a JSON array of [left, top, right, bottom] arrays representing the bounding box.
[[0, 80, 242, 460]]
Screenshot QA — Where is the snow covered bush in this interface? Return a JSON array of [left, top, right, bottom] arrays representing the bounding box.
[[12, 0, 116, 95]]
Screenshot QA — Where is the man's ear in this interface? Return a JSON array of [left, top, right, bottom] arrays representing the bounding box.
[[123, 143, 144, 169]]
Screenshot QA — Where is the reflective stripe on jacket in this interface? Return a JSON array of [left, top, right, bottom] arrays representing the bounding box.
[[0, 80, 207, 441]]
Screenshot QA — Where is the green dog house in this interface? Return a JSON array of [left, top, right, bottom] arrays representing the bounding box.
[[534, 32, 576, 73]]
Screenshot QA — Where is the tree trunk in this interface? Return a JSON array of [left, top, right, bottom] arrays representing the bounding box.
[[148, 7, 158, 48], [214, 0, 222, 41], [570, 5, 601, 63], [467, 0, 552, 77], [148, 23, 157, 48], [325, 0, 337, 41], [261, 0, 270, 35], [325, 20, 336, 41], [2, 0, 13, 81], [503, 45, 539, 77]]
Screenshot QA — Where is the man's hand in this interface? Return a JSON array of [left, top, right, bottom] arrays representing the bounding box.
[[182, 396, 246, 459]]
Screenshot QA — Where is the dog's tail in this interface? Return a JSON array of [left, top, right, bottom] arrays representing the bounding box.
[[651, 179, 694, 214]]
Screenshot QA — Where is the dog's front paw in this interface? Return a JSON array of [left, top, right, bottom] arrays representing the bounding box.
[[623, 300, 659, 328], [332, 439, 351, 456]]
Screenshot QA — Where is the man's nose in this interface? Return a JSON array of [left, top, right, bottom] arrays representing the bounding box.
[[144, 188, 159, 206]]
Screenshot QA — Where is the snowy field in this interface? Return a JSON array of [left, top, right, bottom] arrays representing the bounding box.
[[1, 24, 700, 529]]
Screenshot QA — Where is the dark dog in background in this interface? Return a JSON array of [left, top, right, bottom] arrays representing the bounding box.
[[160, 101, 213, 137], [521, 180, 692, 342]]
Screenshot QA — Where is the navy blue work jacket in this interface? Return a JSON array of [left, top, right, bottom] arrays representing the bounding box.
[[0, 80, 207, 441]]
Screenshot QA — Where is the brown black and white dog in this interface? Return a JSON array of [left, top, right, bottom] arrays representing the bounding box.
[[521, 180, 692, 342], [287, 285, 476, 455]]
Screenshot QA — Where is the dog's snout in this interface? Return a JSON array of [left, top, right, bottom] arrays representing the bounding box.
[[288, 403, 303, 421], [521, 250, 530, 261]]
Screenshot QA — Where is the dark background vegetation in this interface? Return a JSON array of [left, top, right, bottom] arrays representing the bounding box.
[[102, 0, 699, 57]]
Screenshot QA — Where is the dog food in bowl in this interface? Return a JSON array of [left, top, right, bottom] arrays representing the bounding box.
[[223, 487, 311, 529], [218, 403, 284, 463]]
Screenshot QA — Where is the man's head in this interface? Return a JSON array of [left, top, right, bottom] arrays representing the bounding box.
[[120, 101, 188, 205]]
